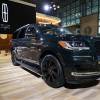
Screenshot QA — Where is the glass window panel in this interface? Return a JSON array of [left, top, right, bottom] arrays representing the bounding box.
[[87, 8, 91, 15], [98, 27, 100, 34], [66, 10, 70, 15], [67, 21, 71, 26], [71, 10, 74, 14], [71, 2, 75, 8], [67, 5, 70, 11], [92, 0, 98, 6], [86, 0, 91, 9], [75, 12, 81, 18], [92, 6, 98, 13], [99, 13, 100, 19], [71, 14, 75, 20], [99, 20, 100, 26], [67, 16, 70, 20], [62, 17, 67, 27], [71, 20, 76, 25], [62, 18, 67, 22], [64, 12, 67, 17], [76, 0, 80, 6], [62, 22, 67, 27], [76, 7, 80, 12], [76, 19, 80, 24], [63, 7, 67, 12]]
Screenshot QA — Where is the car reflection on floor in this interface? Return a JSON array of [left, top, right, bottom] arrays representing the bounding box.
[[0, 54, 100, 100]]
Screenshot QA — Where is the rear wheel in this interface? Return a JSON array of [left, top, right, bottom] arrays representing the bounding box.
[[11, 51, 20, 66], [41, 55, 65, 88]]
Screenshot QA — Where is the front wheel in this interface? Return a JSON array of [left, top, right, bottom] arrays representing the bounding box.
[[41, 55, 65, 88]]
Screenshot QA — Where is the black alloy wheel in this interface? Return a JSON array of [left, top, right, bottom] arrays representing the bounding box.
[[41, 55, 65, 88]]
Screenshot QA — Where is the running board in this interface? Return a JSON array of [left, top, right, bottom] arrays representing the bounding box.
[[17, 60, 42, 77]]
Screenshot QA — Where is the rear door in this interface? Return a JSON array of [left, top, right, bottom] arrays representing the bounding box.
[[15, 27, 28, 60]]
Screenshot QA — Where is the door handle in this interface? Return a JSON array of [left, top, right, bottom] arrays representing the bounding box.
[[21, 47, 28, 49], [17, 50, 22, 52], [31, 43, 37, 45], [30, 47, 35, 49], [31, 43, 43, 46]]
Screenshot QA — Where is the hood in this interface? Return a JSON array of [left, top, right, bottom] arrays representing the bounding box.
[[59, 34, 93, 42], [45, 34, 94, 46]]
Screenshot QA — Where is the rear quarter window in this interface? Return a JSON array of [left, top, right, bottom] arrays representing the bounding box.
[[13, 27, 27, 39]]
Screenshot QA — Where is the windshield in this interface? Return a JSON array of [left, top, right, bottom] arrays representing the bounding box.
[[43, 28, 73, 36], [38, 25, 73, 36]]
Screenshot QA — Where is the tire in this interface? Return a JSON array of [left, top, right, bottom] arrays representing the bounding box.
[[41, 54, 65, 88], [11, 51, 20, 66]]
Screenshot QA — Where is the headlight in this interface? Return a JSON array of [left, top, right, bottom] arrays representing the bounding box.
[[58, 41, 72, 50], [58, 41, 90, 50]]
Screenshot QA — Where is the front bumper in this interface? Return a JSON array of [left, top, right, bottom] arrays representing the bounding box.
[[57, 47, 100, 84], [71, 72, 100, 77], [63, 55, 100, 84]]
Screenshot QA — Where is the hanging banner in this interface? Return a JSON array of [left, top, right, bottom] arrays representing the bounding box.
[[0, 0, 36, 34]]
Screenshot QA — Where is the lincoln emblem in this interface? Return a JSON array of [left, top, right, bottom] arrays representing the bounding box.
[[2, 3, 8, 23]]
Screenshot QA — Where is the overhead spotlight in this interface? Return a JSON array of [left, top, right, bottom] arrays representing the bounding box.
[[57, 5, 60, 8], [43, 4, 50, 12], [54, 7, 56, 10], [53, 4, 56, 7]]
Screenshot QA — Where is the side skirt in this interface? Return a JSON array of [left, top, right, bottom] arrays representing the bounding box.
[[16, 60, 42, 77]]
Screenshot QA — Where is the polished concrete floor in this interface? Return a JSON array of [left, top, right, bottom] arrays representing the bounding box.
[[0, 53, 100, 100]]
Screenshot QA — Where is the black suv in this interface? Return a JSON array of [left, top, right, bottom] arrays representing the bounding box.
[[11, 24, 100, 88]]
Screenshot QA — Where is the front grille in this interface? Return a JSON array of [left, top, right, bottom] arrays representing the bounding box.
[[94, 40, 100, 55]]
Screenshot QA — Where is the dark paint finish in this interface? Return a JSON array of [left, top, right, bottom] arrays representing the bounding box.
[[11, 24, 100, 85]]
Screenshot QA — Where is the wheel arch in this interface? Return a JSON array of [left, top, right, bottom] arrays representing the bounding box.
[[39, 48, 66, 69]]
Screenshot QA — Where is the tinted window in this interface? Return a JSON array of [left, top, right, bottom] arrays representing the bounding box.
[[25, 26, 36, 38], [43, 28, 73, 36], [17, 27, 26, 39], [13, 31, 19, 39], [38, 25, 73, 36]]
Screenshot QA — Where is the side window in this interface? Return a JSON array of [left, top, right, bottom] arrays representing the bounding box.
[[17, 28, 26, 39], [13, 31, 18, 39], [25, 26, 36, 38]]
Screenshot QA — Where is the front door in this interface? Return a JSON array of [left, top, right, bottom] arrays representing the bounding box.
[[24, 25, 42, 63]]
